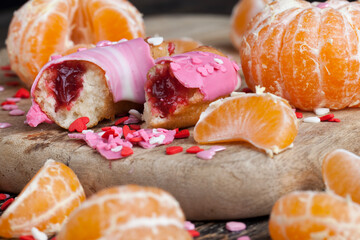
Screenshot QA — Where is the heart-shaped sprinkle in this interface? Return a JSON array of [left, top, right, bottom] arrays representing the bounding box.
[[121, 146, 134, 157], [0, 122, 12, 129], [14, 88, 30, 98], [9, 109, 25, 116], [196, 66, 208, 77], [69, 117, 89, 132], [170, 62, 182, 71]]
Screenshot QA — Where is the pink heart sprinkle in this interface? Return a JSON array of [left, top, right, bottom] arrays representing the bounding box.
[[170, 62, 181, 71], [2, 104, 18, 111], [317, 2, 329, 9], [6, 97, 21, 102], [237, 236, 250, 240], [205, 64, 214, 74], [9, 109, 25, 116], [196, 67, 208, 77], [210, 146, 226, 152], [196, 150, 215, 160], [191, 57, 202, 64], [0, 86, 4, 91], [0, 122, 11, 128], [184, 221, 195, 230], [50, 55, 62, 61], [232, 61, 240, 71], [226, 221, 246, 232]]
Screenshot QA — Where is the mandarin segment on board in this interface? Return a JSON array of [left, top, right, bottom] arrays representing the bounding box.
[[56, 185, 192, 240], [6, 0, 145, 87], [240, 0, 360, 110], [0, 159, 85, 238], [322, 149, 360, 204], [193, 91, 298, 156], [269, 191, 360, 240], [230, 0, 271, 49]]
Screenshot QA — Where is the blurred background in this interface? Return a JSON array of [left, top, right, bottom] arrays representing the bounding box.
[[0, 0, 327, 49]]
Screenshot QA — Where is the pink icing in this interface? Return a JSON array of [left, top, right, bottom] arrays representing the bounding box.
[[26, 101, 54, 127], [156, 51, 240, 101]]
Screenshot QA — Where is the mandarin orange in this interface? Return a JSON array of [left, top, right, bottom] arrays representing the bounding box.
[[322, 149, 360, 204], [56, 185, 191, 240], [230, 0, 271, 49], [269, 191, 360, 240], [0, 159, 85, 238], [193, 90, 298, 156], [240, 0, 360, 110], [6, 0, 144, 87]]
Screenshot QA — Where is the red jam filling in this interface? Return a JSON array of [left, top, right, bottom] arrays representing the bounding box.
[[168, 42, 175, 55], [48, 61, 85, 112], [146, 64, 189, 117]]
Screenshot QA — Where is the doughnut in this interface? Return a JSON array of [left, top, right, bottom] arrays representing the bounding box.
[[143, 46, 240, 129]]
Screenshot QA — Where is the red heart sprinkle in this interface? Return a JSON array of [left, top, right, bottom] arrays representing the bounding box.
[[295, 112, 303, 119], [129, 124, 141, 130], [1, 65, 11, 71], [69, 117, 89, 133], [4, 72, 17, 78], [166, 146, 183, 155], [5, 81, 19, 86], [186, 146, 204, 154], [1, 198, 14, 211], [115, 116, 129, 125], [0, 193, 8, 200], [102, 129, 118, 139], [19, 235, 35, 240], [328, 118, 341, 122], [14, 88, 30, 98], [101, 127, 112, 131], [188, 230, 200, 237], [121, 147, 133, 157], [123, 125, 135, 138], [320, 114, 335, 122], [175, 129, 190, 139], [129, 137, 143, 143], [1, 100, 16, 106]]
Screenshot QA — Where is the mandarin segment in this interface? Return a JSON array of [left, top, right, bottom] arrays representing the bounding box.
[[56, 185, 192, 240], [6, 0, 145, 87], [193, 92, 298, 156], [269, 191, 360, 240], [240, 0, 360, 110], [322, 149, 360, 204], [0, 159, 85, 238]]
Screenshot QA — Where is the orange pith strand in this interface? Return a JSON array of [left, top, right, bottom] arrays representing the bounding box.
[[0, 160, 86, 238], [56, 185, 192, 240], [193, 91, 298, 156], [240, 0, 360, 110], [269, 191, 360, 240], [322, 149, 360, 204], [6, 0, 145, 87]]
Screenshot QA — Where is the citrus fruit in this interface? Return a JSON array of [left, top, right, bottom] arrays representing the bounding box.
[[56, 185, 191, 240], [269, 191, 360, 240], [6, 0, 144, 87], [230, 0, 271, 49], [240, 0, 360, 110], [193, 90, 298, 156], [322, 149, 360, 204], [0, 159, 86, 238]]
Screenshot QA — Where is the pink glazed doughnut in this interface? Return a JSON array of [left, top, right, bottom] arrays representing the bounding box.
[[143, 46, 240, 129], [27, 38, 155, 129]]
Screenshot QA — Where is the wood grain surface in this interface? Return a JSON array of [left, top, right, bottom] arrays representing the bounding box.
[[1, 15, 353, 225]]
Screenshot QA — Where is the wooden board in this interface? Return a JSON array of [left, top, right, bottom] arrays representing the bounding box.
[[0, 15, 354, 221]]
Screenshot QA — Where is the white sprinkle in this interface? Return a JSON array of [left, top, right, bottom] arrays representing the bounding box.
[[98, 131, 105, 137], [0, 122, 11, 129], [129, 109, 142, 120], [303, 117, 321, 123], [255, 85, 266, 94], [82, 130, 94, 134], [31, 227, 48, 240], [214, 58, 224, 64], [117, 38, 128, 43], [210, 146, 226, 152], [111, 145, 123, 152], [314, 108, 330, 116], [149, 134, 166, 145], [230, 92, 246, 97], [184, 221, 195, 230], [147, 37, 164, 46]]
